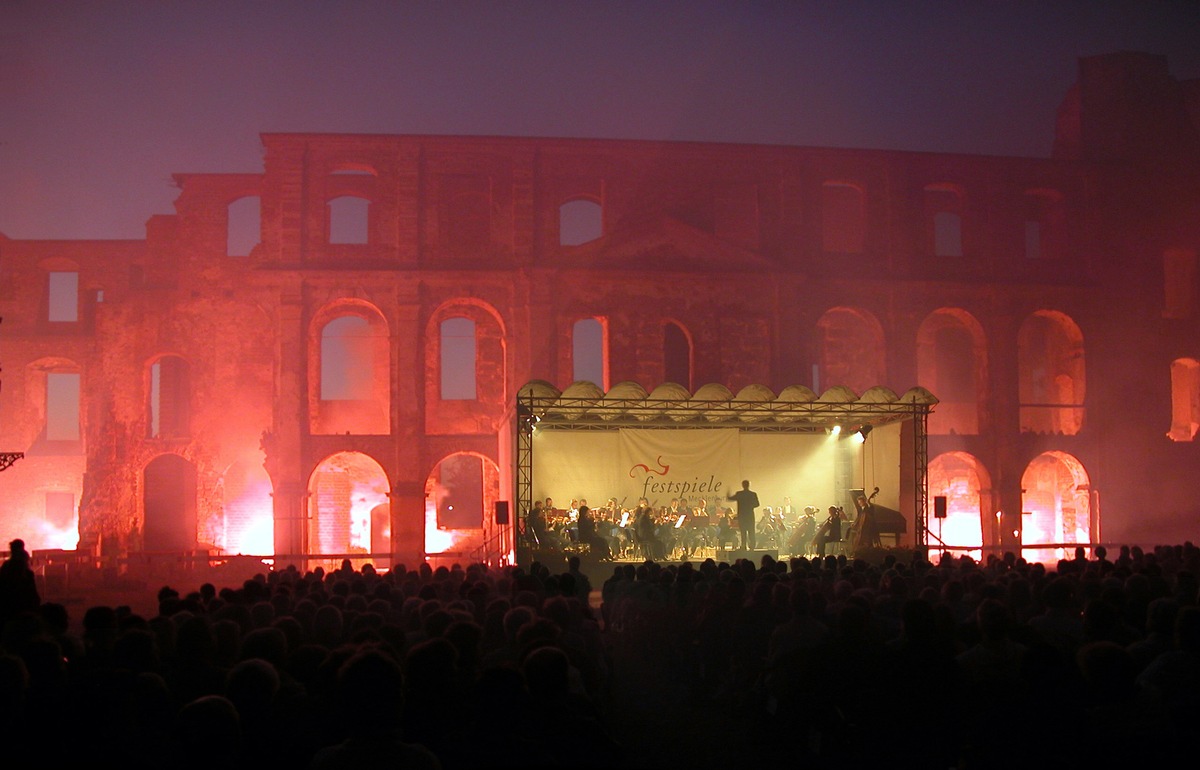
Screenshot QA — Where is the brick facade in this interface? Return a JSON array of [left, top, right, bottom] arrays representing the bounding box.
[[2, 52, 1199, 562]]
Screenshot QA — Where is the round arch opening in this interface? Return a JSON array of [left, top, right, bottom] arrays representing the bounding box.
[[214, 457, 273, 555], [307, 451, 390, 571], [1021, 451, 1092, 564], [424, 452, 501, 564], [928, 451, 990, 560]]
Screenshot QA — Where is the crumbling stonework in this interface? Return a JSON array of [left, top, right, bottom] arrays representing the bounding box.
[[2, 52, 1199, 561]]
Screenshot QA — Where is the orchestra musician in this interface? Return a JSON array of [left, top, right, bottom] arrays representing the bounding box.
[[814, 505, 843, 557], [787, 506, 818, 556], [635, 505, 663, 561], [526, 499, 550, 548], [576, 505, 611, 560]]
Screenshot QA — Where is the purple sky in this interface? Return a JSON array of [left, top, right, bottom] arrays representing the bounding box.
[[3, 1, 1199, 240]]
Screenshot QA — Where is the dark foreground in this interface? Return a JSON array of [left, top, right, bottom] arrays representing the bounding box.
[[3, 544, 1200, 768]]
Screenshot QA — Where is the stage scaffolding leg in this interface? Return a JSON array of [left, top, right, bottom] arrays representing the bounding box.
[[515, 395, 534, 564], [913, 402, 930, 560]]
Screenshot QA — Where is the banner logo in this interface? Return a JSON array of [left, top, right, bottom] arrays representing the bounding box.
[[628, 455, 670, 478]]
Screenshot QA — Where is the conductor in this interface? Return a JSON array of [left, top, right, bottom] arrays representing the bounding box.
[[727, 479, 760, 551]]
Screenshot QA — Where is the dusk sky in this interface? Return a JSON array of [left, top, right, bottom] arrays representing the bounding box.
[[3, 1, 1199, 241]]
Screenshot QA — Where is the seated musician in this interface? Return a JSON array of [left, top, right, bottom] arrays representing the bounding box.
[[813, 505, 843, 557], [716, 508, 739, 550], [787, 506, 818, 556], [576, 505, 611, 560]]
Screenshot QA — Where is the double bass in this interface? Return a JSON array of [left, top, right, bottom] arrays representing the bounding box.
[[849, 487, 881, 554]]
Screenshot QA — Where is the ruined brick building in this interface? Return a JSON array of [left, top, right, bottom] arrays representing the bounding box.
[[1, 52, 1198, 566]]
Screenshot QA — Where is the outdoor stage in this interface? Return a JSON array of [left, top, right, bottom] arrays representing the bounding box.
[[510, 379, 937, 574]]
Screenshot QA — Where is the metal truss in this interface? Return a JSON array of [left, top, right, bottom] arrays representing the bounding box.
[[513, 391, 935, 558], [0, 452, 23, 473]]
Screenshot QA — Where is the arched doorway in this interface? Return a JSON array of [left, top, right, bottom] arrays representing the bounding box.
[[307, 451, 390, 570], [425, 452, 501, 560], [927, 452, 990, 560], [143, 454, 198, 551], [1021, 451, 1092, 564], [216, 458, 273, 555]]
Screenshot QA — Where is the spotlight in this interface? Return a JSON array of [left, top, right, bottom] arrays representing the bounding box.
[[858, 424, 872, 439], [830, 425, 842, 436]]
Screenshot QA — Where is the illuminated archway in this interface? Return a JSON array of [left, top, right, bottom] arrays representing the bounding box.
[[424, 452, 501, 557], [307, 451, 390, 568], [1021, 451, 1091, 564], [215, 457, 273, 555], [927, 452, 989, 559]]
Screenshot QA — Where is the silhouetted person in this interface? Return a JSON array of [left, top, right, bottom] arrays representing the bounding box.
[[727, 480, 760, 550], [0, 539, 40, 632], [310, 648, 440, 769]]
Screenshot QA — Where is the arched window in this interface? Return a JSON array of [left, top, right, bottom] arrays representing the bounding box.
[[45, 371, 81, 441], [311, 305, 390, 435], [572, 318, 607, 387], [425, 300, 507, 433], [815, 307, 886, 395], [1023, 189, 1064, 261], [559, 199, 603, 246], [933, 212, 962, 257], [821, 182, 865, 254], [925, 184, 963, 257], [227, 196, 261, 256], [328, 195, 369, 244], [1168, 358, 1200, 441], [917, 310, 986, 435], [48, 271, 79, 322], [148, 355, 190, 438], [663, 321, 692, 389], [441, 318, 477, 400], [1018, 311, 1085, 435], [322, 316, 373, 400]]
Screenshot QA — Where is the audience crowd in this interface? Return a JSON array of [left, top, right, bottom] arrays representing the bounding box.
[[2, 542, 1200, 768]]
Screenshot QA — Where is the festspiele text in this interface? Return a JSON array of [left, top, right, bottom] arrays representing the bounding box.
[[641, 475, 723, 499]]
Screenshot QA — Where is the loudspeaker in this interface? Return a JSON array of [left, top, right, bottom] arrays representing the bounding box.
[[494, 501, 510, 525], [934, 496, 947, 519]]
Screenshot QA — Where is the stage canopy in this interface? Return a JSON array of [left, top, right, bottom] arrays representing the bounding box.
[[513, 380, 938, 551]]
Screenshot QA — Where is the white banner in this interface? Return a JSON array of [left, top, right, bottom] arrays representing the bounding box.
[[531, 428, 848, 516], [618, 428, 740, 507]]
